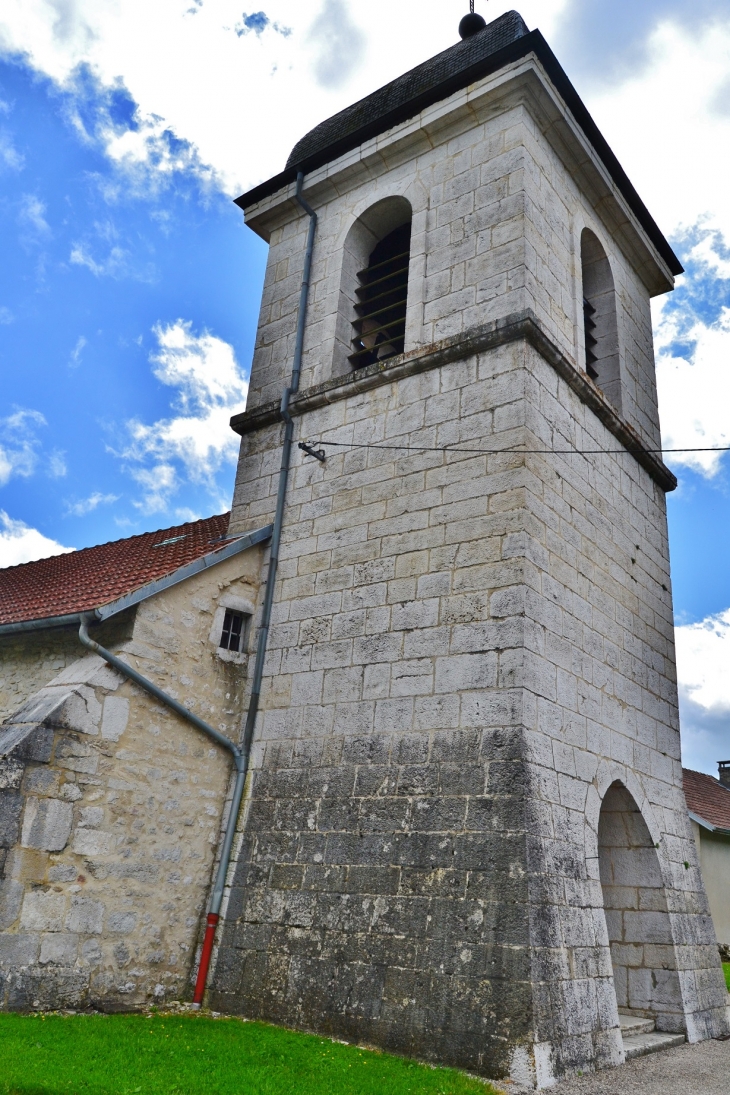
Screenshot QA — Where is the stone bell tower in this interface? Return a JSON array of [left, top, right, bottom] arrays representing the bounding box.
[[210, 10, 730, 1087]]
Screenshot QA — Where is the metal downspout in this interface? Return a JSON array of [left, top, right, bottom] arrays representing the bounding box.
[[192, 171, 317, 1005], [77, 616, 248, 1005]]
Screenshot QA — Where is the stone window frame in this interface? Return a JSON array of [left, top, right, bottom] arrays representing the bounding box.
[[208, 594, 255, 666], [576, 222, 624, 414], [332, 195, 414, 380]]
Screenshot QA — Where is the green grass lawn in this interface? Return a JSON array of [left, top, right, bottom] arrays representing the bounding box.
[[724, 962, 730, 992], [0, 1013, 494, 1095]]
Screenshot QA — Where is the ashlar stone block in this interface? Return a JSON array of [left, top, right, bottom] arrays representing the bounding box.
[[21, 798, 72, 853]]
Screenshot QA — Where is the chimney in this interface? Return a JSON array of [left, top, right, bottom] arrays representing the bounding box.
[[718, 761, 730, 790]]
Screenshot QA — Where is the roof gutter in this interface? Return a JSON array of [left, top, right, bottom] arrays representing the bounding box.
[[688, 810, 730, 837], [0, 525, 273, 637]]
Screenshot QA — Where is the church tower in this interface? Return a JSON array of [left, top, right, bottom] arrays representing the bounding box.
[[211, 11, 730, 1086]]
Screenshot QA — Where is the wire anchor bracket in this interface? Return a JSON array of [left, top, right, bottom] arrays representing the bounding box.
[[298, 441, 326, 463]]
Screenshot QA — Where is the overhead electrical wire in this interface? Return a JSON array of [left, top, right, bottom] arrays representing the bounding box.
[[302, 440, 730, 458]]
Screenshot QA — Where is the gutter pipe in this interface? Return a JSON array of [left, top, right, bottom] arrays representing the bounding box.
[[78, 616, 249, 1005], [192, 171, 317, 1005], [77, 174, 315, 1008]]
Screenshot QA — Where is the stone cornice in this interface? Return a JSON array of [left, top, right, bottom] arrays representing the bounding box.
[[230, 310, 677, 493]]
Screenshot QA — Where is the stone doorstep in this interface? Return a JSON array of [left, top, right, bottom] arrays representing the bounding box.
[[618, 1011, 656, 1037], [618, 1012, 686, 1061], [622, 1031, 686, 1061]]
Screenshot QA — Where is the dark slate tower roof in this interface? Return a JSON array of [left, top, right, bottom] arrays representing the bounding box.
[[285, 10, 529, 171], [237, 11, 682, 277]]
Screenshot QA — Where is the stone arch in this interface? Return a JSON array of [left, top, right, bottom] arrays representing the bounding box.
[[597, 781, 684, 1033], [333, 196, 413, 376], [580, 228, 622, 412]]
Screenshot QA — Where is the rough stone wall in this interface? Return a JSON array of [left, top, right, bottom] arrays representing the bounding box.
[[599, 783, 683, 1028], [0, 547, 263, 1012], [0, 626, 111, 725], [520, 338, 728, 1065], [218, 340, 536, 1081]]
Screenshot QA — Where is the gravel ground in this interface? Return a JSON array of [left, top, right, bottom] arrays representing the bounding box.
[[496, 1039, 730, 1094]]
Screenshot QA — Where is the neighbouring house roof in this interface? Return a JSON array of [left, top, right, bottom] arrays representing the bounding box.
[[236, 11, 682, 278], [683, 768, 730, 834], [0, 514, 272, 633]]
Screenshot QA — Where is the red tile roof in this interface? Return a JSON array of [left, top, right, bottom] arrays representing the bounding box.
[[683, 768, 730, 832], [0, 513, 231, 627]]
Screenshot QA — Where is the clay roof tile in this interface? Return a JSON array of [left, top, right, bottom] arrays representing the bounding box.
[[0, 513, 231, 627], [683, 768, 730, 832]]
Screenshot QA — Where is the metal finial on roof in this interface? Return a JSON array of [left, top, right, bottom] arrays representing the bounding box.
[[459, 3, 487, 39]]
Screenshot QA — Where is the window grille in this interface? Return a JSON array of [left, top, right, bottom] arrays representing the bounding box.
[[219, 609, 246, 653], [349, 222, 411, 368]]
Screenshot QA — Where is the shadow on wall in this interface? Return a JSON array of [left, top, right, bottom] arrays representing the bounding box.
[[598, 782, 684, 1033], [581, 228, 621, 413]]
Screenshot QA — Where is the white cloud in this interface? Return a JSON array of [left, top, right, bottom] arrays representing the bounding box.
[[0, 306, 13, 324], [0, 129, 24, 171], [307, 0, 366, 89], [655, 305, 730, 477], [676, 609, 730, 774], [69, 334, 86, 365], [119, 319, 247, 512], [0, 510, 74, 568], [587, 20, 730, 241], [69, 233, 156, 281], [686, 231, 730, 281], [0, 408, 46, 485], [0, 1, 568, 195], [18, 193, 51, 236], [677, 609, 730, 712], [48, 450, 67, 478], [65, 490, 119, 516]]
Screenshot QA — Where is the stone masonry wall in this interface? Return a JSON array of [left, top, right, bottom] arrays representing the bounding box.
[[244, 64, 662, 453], [520, 338, 727, 1061], [0, 547, 263, 1012], [0, 623, 125, 725], [214, 51, 725, 1085], [217, 340, 536, 1080], [215, 331, 728, 1084]]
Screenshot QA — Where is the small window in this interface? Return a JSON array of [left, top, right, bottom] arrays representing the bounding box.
[[219, 609, 246, 653], [349, 222, 411, 368]]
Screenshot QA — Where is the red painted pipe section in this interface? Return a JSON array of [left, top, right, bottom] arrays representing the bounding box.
[[193, 914, 220, 1006]]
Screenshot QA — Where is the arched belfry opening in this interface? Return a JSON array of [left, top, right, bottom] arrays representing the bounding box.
[[581, 228, 621, 412], [334, 197, 412, 374], [598, 783, 683, 1033]]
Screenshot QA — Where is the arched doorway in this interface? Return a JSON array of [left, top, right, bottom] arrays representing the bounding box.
[[598, 782, 684, 1033]]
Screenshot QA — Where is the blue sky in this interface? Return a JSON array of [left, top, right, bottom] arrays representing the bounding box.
[[1, 0, 730, 774]]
